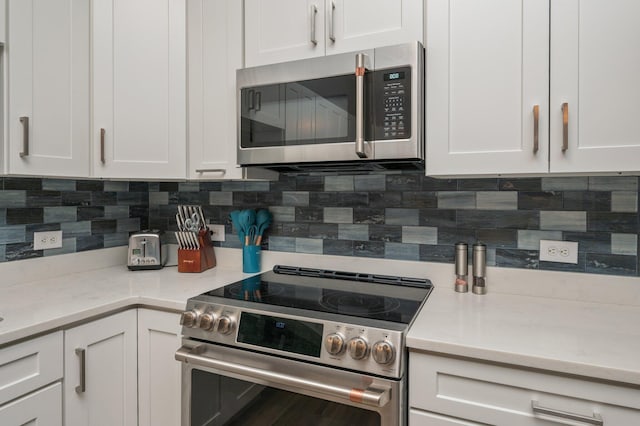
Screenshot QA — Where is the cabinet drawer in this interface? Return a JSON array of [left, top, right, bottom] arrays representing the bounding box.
[[410, 408, 482, 425], [410, 352, 640, 425], [0, 332, 63, 405], [0, 382, 61, 426]]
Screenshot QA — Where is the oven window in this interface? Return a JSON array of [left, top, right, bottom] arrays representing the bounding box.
[[190, 369, 381, 426], [240, 74, 369, 148]]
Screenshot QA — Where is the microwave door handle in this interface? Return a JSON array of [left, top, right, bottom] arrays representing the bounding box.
[[355, 53, 370, 158]]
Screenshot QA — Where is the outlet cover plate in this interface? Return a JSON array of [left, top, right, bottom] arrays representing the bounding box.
[[539, 239, 578, 264], [208, 224, 225, 242], [34, 231, 63, 250]]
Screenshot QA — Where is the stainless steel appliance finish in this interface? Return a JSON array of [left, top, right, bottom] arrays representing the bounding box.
[[236, 42, 424, 172], [176, 266, 432, 426], [127, 230, 166, 270]]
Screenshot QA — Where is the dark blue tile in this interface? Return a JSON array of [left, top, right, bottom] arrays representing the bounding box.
[[457, 210, 539, 230], [92, 219, 117, 235], [437, 228, 476, 246], [564, 191, 611, 211], [369, 225, 401, 242], [281, 223, 310, 237], [129, 182, 149, 192], [77, 235, 104, 252], [233, 192, 258, 206], [419, 244, 455, 263], [177, 192, 207, 205], [270, 175, 297, 192], [62, 191, 91, 206], [499, 178, 541, 191], [419, 209, 457, 228], [199, 181, 223, 192], [6, 208, 43, 225], [77, 180, 104, 191], [5, 243, 42, 261], [586, 253, 637, 276], [118, 192, 149, 206], [387, 174, 421, 191], [539, 253, 587, 273], [159, 182, 179, 192], [353, 208, 385, 224], [518, 192, 563, 210], [296, 176, 324, 191], [257, 192, 282, 205], [92, 192, 118, 206], [336, 193, 369, 207], [78, 206, 105, 220], [588, 212, 638, 233], [309, 192, 337, 207], [495, 249, 540, 269], [563, 232, 611, 254], [26, 191, 61, 208], [422, 177, 457, 191], [323, 239, 353, 256], [4, 178, 42, 190], [368, 192, 402, 208], [458, 178, 498, 190], [308, 224, 338, 239], [295, 207, 323, 223], [354, 241, 385, 258], [476, 229, 517, 248], [402, 192, 437, 208]]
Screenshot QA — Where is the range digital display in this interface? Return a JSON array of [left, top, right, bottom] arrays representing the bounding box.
[[384, 71, 405, 81], [237, 313, 324, 358]]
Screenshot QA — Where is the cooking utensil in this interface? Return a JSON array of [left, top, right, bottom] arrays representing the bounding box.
[[254, 209, 272, 245], [245, 225, 258, 246], [238, 209, 256, 240]]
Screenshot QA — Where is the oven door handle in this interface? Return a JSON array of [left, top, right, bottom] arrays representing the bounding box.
[[175, 345, 390, 408]]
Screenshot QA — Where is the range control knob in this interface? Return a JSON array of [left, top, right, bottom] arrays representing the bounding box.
[[347, 337, 369, 360], [216, 315, 234, 335], [180, 311, 198, 328], [199, 313, 215, 331], [372, 340, 395, 365], [325, 333, 345, 356]]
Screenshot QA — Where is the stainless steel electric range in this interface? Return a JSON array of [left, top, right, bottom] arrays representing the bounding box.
[[176, 265, 433, 426]]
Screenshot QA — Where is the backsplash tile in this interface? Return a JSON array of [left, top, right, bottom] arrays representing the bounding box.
[[1, 174, 639, 278]]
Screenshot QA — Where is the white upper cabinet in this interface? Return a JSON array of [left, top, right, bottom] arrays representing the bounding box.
[[425, 0, 550, 176], [550, 0, 640, 173], [245, 0, 422, 67], [8, 0, 90, 177], [187, 0, 243, 179], [92, 0, 187, 179], [426, 0, 640, 176]]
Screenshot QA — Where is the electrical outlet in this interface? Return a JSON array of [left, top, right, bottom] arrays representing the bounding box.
[[207, 224, 225, 242], [34, 231, 63, 250], [539, 240, 578, 264]]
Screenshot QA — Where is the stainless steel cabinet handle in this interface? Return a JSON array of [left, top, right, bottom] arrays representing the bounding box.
[[561, 102, 569, 152], [255, 91, 262, 112], [533, 105, 539, 154], [195, 168, 226, 174], [532, 401, 603, 425], [247, 89, 255, 111], [329, 1, 336, 42], [355, 53, 369, 158], [19, 117, 29, 158], [75, 348, 86, 393], [100, 128, 106, 164], [310, 4, 318, 46], [175, 346, 390, 408]]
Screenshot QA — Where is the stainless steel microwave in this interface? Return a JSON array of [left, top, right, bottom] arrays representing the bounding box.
[[237, 42, 424, 172]]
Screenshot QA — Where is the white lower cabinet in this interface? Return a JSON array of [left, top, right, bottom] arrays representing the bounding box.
[[138, 309, 182, 426], [64, 310, 138, 426], [409, 352, 640, 425], [0, 383, 62, 426]]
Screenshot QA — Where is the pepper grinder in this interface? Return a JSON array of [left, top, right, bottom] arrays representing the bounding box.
[[472, 243, 487, 295], [454, 242, 468, 293]]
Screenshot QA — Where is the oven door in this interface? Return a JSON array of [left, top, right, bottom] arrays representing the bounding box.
[[176, 340, 402, 426]]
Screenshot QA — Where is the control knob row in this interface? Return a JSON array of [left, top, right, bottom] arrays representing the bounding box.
[[324, 333, 395, 365], [179, 310, 234, 335]]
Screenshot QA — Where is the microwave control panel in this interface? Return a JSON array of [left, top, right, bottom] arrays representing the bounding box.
[[375, 66, 412, 140]]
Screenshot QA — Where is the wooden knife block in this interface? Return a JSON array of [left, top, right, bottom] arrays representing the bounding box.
[[178, 230, 216, 273]]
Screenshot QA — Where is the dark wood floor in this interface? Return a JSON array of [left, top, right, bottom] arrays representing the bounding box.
[[226, 387, 380, 426]]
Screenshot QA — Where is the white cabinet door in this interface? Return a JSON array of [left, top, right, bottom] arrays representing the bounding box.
[[0, 383, 62, 426], [245, 0, 325, 67], [425, 0, 549, 176], [410, 409, 482, 426], [138, 309, 182, 426], [550, 0, 640, 173], [92, 0, 186, 179], [326, 0, 423, 55], [8, 0, 89, 177], [187, 0, 242, 179], [64, 310, 137, 426]]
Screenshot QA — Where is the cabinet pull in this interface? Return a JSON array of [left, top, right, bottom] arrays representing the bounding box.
[[100, 128, 106, 164], [532, 401, 603, 426], [247, 89, 255, 111], [533, 105, 539, 154], [355, 53, 369, 158], [19, 117, 29, 158], [195, 168, 226, 175], [75, 348, 86, 393], [329, 1, 336, 42], [561, 102, 569, 152], [310, 4, 318, 46], [255, 92, 262, 111]]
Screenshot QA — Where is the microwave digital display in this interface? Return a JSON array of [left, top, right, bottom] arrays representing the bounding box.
[[384, 71, 405, 81]]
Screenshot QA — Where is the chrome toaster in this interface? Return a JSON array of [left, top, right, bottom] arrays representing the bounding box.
[[127, 230, 167, 270]]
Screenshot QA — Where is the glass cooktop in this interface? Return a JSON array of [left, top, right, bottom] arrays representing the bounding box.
[[203, 265, 433, 324]]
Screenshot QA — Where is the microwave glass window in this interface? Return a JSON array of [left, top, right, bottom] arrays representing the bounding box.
[[240, 74, 363, 148]]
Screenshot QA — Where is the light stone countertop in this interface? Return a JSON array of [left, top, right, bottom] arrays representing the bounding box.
[[1, 246, 639, 387]]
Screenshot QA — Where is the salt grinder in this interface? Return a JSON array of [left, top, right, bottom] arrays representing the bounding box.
[[454, 242, 468, 293], [472, 243, 487, 295]]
